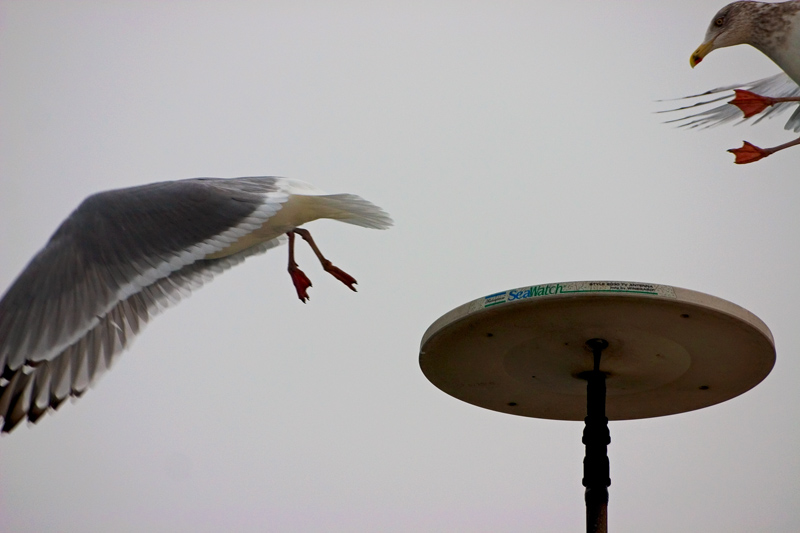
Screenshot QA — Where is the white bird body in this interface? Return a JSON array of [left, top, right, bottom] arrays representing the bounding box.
[[207, 186, 385, 258], [769, 16, 800, 84], [0, 176, 391, 432]]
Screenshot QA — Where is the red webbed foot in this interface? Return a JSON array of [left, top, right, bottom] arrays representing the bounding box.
[[288, 265, 312, 302], [728, 141, 769, 164], [728, 136, 800, 164], [286, 230, 312, 302], [729, 90, 777, 118], [321, 260, 357, 292], [729, 90, 800, 119], [286, 228, 360, 300]]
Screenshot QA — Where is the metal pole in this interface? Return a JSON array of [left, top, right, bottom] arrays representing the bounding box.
[[583, 338, 610, 533]]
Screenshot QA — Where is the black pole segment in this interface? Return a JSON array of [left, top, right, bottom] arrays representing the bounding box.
[[583, 338, 610, 533]]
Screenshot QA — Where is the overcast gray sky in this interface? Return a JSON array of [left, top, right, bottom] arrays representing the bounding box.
[[1, 1, 798, 532]]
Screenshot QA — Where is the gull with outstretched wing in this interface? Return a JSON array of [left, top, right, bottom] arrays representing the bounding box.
[[0, 177, 392, 433]]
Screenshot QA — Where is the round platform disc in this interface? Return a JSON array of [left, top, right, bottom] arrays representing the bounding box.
[[420, 281, 775, 421]]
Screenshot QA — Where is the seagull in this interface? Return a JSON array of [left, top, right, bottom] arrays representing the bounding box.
[[0, 176, 392, 433], [663, 0, 800, 163]]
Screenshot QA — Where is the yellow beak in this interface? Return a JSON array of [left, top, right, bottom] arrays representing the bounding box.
[[690, 41, 715, 68]]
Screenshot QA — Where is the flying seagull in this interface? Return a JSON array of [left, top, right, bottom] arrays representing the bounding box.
[[0, 176, 392, 433], [663, 0, 800, 163]]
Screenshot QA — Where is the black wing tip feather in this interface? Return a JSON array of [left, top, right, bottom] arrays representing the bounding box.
[[26, 405, 47, 424], [0, 386, 69, 434], [0, 374, 31, 433], [0, 364, 72, 434], [1, 418, 18, 433]]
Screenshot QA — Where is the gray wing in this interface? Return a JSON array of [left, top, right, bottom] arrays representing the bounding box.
[[0, 177, 289, 432], [659, 73, 800, 132]]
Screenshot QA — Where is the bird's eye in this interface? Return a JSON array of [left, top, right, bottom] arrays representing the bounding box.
[[714, 16, 724, 27]]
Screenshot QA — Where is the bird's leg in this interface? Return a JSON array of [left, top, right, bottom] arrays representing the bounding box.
[[286, 230, 312, 302], [729, 90, 800, 118], [292, 228, 358, 292], [728, 136, 800, 164], [726, 89, 800, 163]]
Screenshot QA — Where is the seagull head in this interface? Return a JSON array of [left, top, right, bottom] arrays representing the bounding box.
[[690, 1, 757, 68]]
